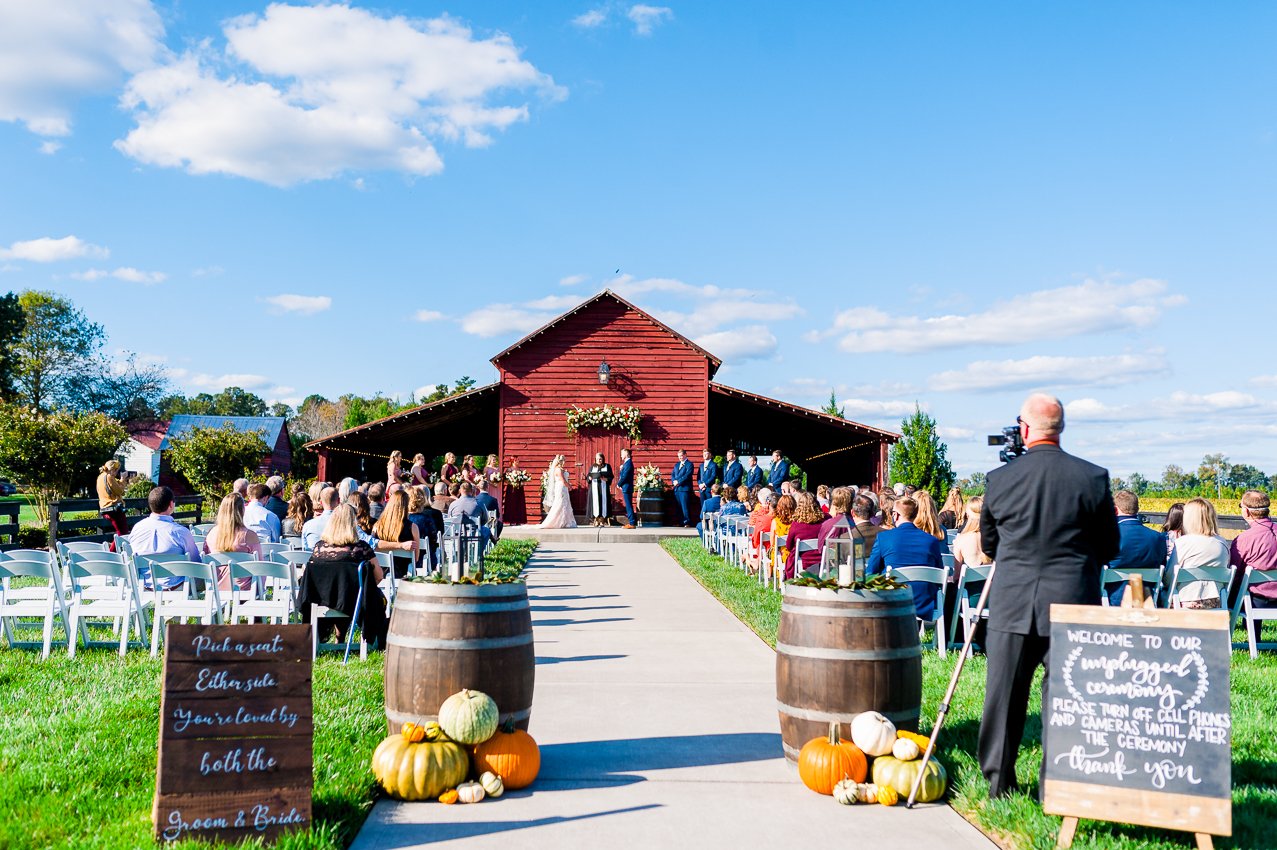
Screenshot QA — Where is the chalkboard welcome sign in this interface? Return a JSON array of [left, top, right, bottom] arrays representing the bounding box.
[[1043, 604, 1231, 842], [153, 623, 313, 845]]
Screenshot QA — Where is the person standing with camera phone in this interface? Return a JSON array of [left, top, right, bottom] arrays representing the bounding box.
[[977, 393, 1119, 799]]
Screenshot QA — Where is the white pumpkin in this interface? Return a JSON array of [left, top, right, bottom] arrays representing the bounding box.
[[479, 771, 505, 798], [892, 737, 921, 761], [456, 781, 486, 804], [850, 711, 897, 757], [832, 778, 860, 805]]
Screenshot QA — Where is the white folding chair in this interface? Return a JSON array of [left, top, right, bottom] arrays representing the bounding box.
[[229, 560, 297, 624], [0, 550, 70, 658], [950, 562, 994, 654], [192, 523, 215, 535], [1239, 567, 1277, 659], [258, 541, 290, 561], [374, 552, 398, 609], [140, 555, 223, 657], [792, 538, 820, 578], [1167, 564, 1240, 630], [1100, 566, 1165, 607], [311, 562, 368, 662], [887, 564, 949, 659], [273, 548, 312, 580], [702, 512, 719, 552], [66, 554, 150, 657]]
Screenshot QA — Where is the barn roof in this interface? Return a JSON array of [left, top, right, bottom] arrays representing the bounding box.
[[302, 383, 500, 450], [160, 415, 287, 450], [125, 419, 169, 450], [709, 382, 900, 440], [490, 289, 723, 378]]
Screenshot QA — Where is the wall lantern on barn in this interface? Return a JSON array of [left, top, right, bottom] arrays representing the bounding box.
[[597, 359, 611, 386]]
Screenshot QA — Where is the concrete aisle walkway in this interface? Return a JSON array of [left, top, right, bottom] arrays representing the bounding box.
[[351, 543, 995, 850]]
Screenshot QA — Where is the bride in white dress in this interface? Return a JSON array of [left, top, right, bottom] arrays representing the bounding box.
[[539, 455, 577, 529]]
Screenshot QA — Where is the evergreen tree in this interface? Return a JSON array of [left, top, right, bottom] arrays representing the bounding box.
[[820, 389, 845, 418], [0, 292, 25, 401], [888, 405, 954, 495]]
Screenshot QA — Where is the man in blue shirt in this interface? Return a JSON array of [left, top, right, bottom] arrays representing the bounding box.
[[866, 496, 944, 620], [302, 486, 341, 548], [745, 455, 763, 490], [722, 450, 743, 492], [129, 486, 201, 589], [671, 449, 694, 527], [244, 483, 282, 543], [697, 450, 719, 503], [768, 449, 791, 489], [1106, 490, 1166, 605]]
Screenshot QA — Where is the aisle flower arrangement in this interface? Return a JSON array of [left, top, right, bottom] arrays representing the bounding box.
[[635, 463, 664, 491], [564, 404, 643, 441]]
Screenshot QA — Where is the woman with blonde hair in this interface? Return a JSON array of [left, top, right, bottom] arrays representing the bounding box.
[[938, 487, 965, 530], [770, 494, 797, 570], [205, 493, 261, 590], [483, 454, 501, 513], [878, 491, 896, 529], [308, 480, 326, 517], [441, 452, 459, 483], [299, 504, 387, 648], [373, 488, 420, 577], [1167, 498, 1231, 608], [387, 450, 404, 487], [96, 459, 130, 543], [912, 490, 946, 540], [410, 453, 429, 487], [952, 496, 992, 568]]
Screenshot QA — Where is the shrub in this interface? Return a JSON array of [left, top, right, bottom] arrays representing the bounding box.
[[17, 525, 48, 548], [165, 424, 269, 502], [123, 477, 155, 500]]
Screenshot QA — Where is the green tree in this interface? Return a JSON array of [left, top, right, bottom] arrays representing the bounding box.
[[158, 386, 269, 418], [165, 424, 270, 501], [820, 389, 845, 418], [1226, 463, 1268, 490], [12, 290, 106, 412], [1197, 453, 1230, 498], [63, 352, 169, 420], [957, 470, 987, 495], [0, 402, 127, 521], [888, 405, 954, 495], [1127, 472, 1151, 495], [1160, 464, 1195, 492], [291, 394, 347, 440], [268, 402, 292, 418], [0, 292, 25, 401]]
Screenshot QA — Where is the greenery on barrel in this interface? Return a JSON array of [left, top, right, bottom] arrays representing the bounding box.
[[787, 572, 908, 592], [409, 539, 538, 585]]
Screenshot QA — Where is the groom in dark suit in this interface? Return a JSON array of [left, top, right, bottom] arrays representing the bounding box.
[[617, 448, 636, 528], [977, 393, 1119, 799]]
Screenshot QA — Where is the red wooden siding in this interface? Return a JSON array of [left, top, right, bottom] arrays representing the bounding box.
[[497, 297, 710, 522]]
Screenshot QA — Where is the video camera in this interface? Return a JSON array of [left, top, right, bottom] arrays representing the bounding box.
[[987, 423, 1026, 463]]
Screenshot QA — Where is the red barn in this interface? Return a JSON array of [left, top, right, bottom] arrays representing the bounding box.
[[307, 291, 897, 523]]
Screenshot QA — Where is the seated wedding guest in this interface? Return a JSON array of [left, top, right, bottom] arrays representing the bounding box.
[[816, 484, 831, 513], [302, 486, 341, 548], [432, 481, 454, 512], [308, 481, 326, 517], [358, 481, 371, 494], [265, 476, 289, 521], [952, 496, 992, 569], [1231, 490, 1277, 630], [893, 483, 906, 497], [299, 505, 387, 648], [204, 493, 261, 591], [476, 478, 501, 541], [372, 489, 420, 577], [746, 491, 775, 575], [866, 496, 943, 620], [1106, 490, 1166, 605], [721, 486, 749, 517], [877, 491, 896, 529], [347, 491, 375, 539], [816, 486, 855, 555], [771, 494, 797, 573], [1166, 498, 1231, 607], [338, 477, 359, 503], [243, 483, 282, 543], [441, 452, 459, 483], [449, 481, 493, 551], [785, 492, 827, 578], [367, 482, 386, 521], [698, 483, 723, 539], [130, 486, 201, 589], [407, 486, 439, 568], [1162, 502, 1185, 558], [283, 490, 312, 539], [232, 478, 249, 500], [410, 453, 430, 486], [737, 485, 753, 510], [851, 495, 880, 559], [448, 482, 461, 498], [938, 487, 965, 530], [913, 490, 946, 540]]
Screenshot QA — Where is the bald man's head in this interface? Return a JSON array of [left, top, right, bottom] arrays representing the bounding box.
[[1020, 393, 1065, 439]]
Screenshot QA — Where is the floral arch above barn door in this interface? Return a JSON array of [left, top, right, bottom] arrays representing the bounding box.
[[564, 404, 643, 442]]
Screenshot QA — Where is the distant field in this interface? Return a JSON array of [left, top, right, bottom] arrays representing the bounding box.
[[1140, 496, 1243, 516]]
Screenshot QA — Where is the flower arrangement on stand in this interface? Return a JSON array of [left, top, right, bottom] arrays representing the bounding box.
[[564, 404, 643, 442], [635, 463, 664, 491]]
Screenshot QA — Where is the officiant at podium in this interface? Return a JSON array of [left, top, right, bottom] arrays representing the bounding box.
[[587, 453, 615, 527]]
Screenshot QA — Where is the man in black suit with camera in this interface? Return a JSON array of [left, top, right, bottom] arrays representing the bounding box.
[[978, 393, 1119, 799]]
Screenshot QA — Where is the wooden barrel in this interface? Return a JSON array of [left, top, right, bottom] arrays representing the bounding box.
[[776, 585, 921, 762], [637, 490, 664, 527], [384, 581, 534, 734]]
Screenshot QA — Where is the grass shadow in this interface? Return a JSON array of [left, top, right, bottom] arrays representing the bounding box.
[[532, 617, 634, 627], [535, 654, 626, 665]]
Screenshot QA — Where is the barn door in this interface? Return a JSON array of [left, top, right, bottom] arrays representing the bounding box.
[[572, 427, 632, 514]]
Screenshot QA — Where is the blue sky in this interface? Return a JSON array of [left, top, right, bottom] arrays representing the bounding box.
[[1, 1, 1275, 479]]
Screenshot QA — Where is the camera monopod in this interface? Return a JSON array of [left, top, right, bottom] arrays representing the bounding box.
[[905, 562, 997, 808]]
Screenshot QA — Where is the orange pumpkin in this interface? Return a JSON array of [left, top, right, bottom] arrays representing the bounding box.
[[473, 719, 541, 790], [438, 789, 459, 805], [401, 722, 427, 743], [797, 722, 868, 795]]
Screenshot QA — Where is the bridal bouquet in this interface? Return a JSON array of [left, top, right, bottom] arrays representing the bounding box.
[[635, 463, 664, 490], [505, 469, 531, 488]]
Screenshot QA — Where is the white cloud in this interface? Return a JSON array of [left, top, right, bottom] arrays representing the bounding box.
[[116, 5, 563, 186], [414, 309, 446, 323], [264, 293, 332, 315], [937, 426, 975, 440], [572, 8, 608, 27], [191, 265, 224, 278], [1067, 391, 1271, 424], [627, 4, 673, 35], [39, 140, 62, 155], [71, 266, 166, 284], [608, 273, 802, 337], [694, 325, 777, 361], [559, 273, 588, 286], [929, 352, 1168, 393], [525, 294, 586, 311], [812, 278, 1185, 353], [838, 399, 921, 420], [0, 0, 165, 137], [1250, 374, 1277, 388], [461, 303, 556, 338], [176, 372, 272, 390], [0, 235, 108, 262]]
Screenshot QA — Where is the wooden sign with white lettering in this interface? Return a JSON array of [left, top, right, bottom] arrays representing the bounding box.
[[153, 624, 313, 844], [1043, 604, 1231, 847]]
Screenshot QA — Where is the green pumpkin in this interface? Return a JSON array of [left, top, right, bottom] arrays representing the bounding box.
[[371, 731, 470, 801], [438, 689, 500, 745], [871, 755, 948, 803]]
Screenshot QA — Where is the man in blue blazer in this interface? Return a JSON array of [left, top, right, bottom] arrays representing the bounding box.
[[865, 496, 944, 620], [722, 450, 743, 491], [617, 447, 636, 529], [697, 449, 719, 503], [1106, 490, 1166, 604], [745, 455, 763, 490], [671, 449, 694, 527], [768, 449, 791, 488]]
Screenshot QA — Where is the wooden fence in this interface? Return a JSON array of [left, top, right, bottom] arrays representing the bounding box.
[[48, 496, 205, 546], [0, 502, 17, 549]]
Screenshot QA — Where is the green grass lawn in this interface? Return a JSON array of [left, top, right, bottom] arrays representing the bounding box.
[[0, 494, 38, 526], [661, 538, 1277, 850]]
